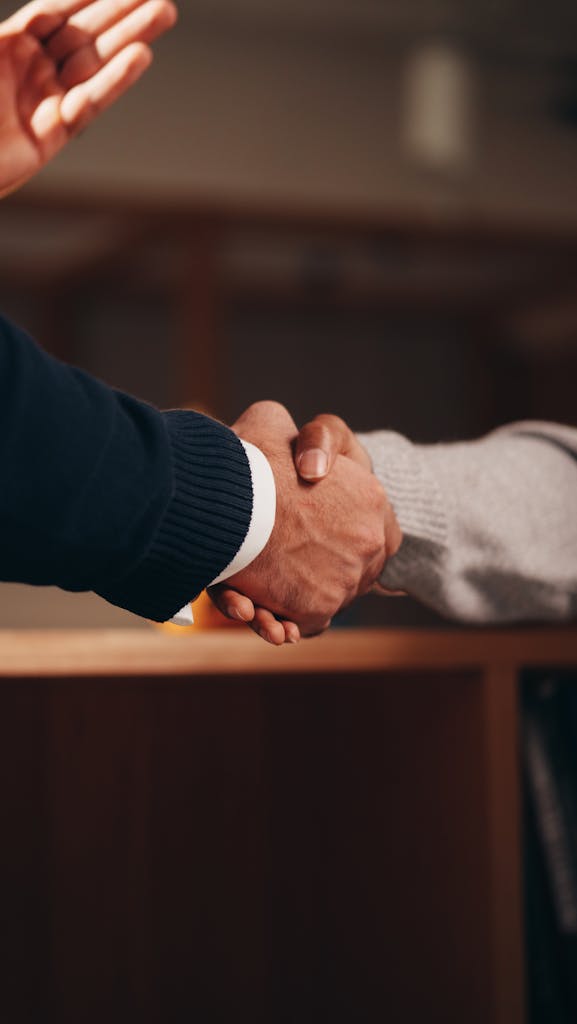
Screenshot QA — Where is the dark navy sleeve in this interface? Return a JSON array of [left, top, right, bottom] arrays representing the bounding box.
[[0, 315, 253, 621]]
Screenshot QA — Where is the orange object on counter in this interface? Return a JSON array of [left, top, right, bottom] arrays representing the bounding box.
[[151, 589, 245, 635]]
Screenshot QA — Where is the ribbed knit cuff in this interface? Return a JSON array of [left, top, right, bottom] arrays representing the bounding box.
[[357, 430, 448, 592], [97, 411, 253, 621]]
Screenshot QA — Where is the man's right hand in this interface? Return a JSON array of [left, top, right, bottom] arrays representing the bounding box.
[[210, 402, 393, 640]]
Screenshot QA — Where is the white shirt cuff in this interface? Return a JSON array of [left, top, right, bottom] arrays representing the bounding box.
[[169, 439, 276, 626]]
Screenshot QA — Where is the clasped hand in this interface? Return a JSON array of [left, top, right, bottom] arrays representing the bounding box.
[[211, 402, 402, 642]]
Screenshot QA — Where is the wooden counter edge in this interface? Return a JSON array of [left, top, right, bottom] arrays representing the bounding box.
[[1, 627, 577, 678]]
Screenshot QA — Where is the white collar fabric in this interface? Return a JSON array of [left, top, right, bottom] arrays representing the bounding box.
[[170, 439, 276, 626]]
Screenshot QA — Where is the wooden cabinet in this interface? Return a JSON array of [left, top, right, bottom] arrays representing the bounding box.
[[1, 627, 577, 1022]]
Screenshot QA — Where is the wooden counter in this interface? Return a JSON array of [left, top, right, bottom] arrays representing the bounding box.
[[1, 627, 576, 1024], [2, 625, 577, 676]]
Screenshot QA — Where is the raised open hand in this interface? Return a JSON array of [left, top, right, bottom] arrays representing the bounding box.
[[0, 0, 176, 197]]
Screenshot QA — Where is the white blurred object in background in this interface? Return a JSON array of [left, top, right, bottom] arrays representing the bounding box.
[[402, 41, 476, 174]]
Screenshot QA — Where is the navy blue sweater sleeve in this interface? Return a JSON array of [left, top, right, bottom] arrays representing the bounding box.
[[0, 315, 253, 621]]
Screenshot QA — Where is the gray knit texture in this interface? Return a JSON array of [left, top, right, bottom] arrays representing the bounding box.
[[358, 421, 577, 623]]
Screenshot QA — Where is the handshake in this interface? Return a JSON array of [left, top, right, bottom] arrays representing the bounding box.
[[209, 402, 402, 645]]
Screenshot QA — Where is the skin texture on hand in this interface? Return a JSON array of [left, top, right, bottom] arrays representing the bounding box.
[[0, 0, 177, 198], [211, 407, 403, 644], [210, 402, 393, 641], [294, 414, 405, 593], [295, 412, 372, 480]]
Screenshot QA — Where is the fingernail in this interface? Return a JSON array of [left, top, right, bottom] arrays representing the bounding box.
[[298, 448, 328, 479], [226, 605, 248, 622], [286, 635, 299, 645]]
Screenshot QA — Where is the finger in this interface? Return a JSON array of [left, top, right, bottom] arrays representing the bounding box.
[[10, 0, 110, 39], [295, 414, 371, 482], [384, 498, 403, 559], [46, 0, 148, 61], [59, 40, 151, 134], [57, 0, 176, 88], [238, 608, 300, 645], [295, 416, 345, 480], [372, 582, 407, 596], [208, 586, 256, 623], [209, 585, 298, 645], [281, 620, 301, 644], [250, 608, 286, 646]]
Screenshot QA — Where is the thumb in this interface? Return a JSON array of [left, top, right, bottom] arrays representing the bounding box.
[[295, 414, 371, 482]]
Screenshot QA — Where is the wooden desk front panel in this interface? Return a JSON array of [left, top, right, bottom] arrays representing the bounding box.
[[0, 669, 496, 1024]]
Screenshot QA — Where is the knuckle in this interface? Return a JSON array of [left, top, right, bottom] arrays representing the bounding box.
[[245, 399, 282, 417], [317, 413, 345, 430], [303, 617, 332, 638], [318, 413, 347, 444], [356, 523, 382, 558]]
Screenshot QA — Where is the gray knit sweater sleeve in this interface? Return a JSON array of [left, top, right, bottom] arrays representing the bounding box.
[[357, 422, 577, 623]]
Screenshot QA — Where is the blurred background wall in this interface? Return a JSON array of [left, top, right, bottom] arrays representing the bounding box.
[[1, 0, 576, 627], [7, 0, 577, 222]]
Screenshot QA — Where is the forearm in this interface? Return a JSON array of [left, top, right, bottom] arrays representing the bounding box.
[[358, 422, 577, 623], [0, 316, 255, 621]]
